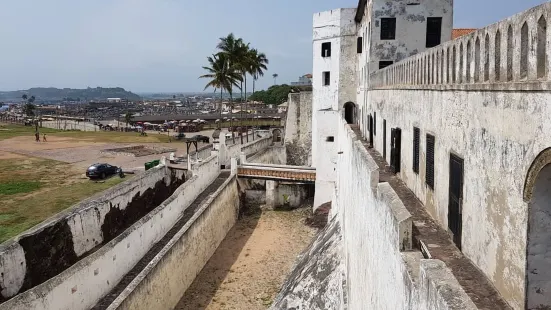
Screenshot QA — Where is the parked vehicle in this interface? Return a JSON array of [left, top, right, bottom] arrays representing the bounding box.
[[191, 135, 209, 143], [173, 132, 186, 140], [86, 163, 120, 179]]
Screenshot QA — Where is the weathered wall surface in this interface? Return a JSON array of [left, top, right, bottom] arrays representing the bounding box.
[[105, 176, 239, 310], [247, 146, 286, 165], [270, 217, 345, 310], [335, 117, 476, 310], [219, 135, 272, 167], [367, 0, 453, 73], [0, 156, 220, 310], [360, 4, 551, 308], [284, 91, 313, 166], [0, 165, 186, 302], [312, 9, 357, 210], [364, 87, 551, 309]]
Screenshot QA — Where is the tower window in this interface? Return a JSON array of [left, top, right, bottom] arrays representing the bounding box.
[[381, 18, 396, 40], [323, 71, 330, 86], [426, 17, 443, 48], [379, 61, 394, 69], [357, 37, 363, 53], [321, 42, 331, 58]]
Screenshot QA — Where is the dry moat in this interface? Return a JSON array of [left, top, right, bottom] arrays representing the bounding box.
[[176, 206, 317, 310]]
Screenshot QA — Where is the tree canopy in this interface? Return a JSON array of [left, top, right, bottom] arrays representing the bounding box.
[[248, 84, 292, 105]]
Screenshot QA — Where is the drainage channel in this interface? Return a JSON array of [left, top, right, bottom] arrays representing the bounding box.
[[91, 171, 231, 310]]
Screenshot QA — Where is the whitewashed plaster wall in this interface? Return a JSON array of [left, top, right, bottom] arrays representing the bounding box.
[[334, 116, 476, 310], [0, 164, 181, 301], [364, 87, 551, 309], [106, 176, 239, 310], [368, 0, 453, 73], [312, 8, 357, 209], [0, 156, 221, 310]]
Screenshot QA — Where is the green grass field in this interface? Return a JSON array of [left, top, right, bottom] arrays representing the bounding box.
[[0, 123, 171, 143], [0, 157, 131, 243]]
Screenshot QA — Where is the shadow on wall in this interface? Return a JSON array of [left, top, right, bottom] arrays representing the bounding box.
[[174, 206, 261, 309]]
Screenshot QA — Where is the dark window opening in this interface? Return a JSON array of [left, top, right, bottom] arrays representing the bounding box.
[[344, 102, 356, 124], [357, 37, 363, 53], [379, 61, 394, 69], [326, 136, 335, 142], [426, 17, 442, 48], [374, 112, 377, 136], [321, 42, 331, 58], [323, 71, 330, 86], [383, 119, 387, 160], [426, 134, 435, 189], [413, 127, 420, 174], [381, 18, 396, 40]]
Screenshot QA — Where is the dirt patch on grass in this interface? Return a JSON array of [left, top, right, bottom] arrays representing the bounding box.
[[0, 151, 24, 159], [176, 207, 316, 310]]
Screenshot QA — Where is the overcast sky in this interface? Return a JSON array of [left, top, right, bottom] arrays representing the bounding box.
[[0, 0, 547, 93]]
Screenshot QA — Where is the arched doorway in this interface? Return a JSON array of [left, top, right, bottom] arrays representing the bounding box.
[[273, 129, 282, 144], [524, 148, 551, 309], [344, 102, 356, 124]]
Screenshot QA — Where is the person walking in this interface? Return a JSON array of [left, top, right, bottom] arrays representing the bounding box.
[[42, 133, 47, 142], [35, 132, 40, 142]]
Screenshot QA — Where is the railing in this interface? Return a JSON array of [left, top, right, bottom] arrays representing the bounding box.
[[370, 2, 551, 89]]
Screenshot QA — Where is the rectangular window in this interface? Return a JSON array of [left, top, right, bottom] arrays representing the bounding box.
[[326, 136, 335, 142], [426, 17, 443, 48], [413, 127, 420, 173], [321, 42, 331, 58], [357, 37, 363, 53], [426, 134, 435, 189], [383, 119, 387, 160], [323, 71, 330, 86], [379, 61, 394, 69], [381, 18, 396, 40], [374, 112, 377, 136]]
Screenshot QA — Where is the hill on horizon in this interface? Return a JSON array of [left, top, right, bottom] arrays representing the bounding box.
[[0, 87, 141, 102]]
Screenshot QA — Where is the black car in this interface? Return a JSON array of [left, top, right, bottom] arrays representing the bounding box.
[[173, 132, 186, 140], [191, 135, 209, 143], [86, 163, 119, 179]]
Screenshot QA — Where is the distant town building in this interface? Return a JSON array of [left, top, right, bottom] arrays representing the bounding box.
[[291, 74, 313, 86]]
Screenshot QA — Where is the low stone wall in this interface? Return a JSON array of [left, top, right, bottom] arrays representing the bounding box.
[[335, 117, 476, 309], [247, 146, 286, 165], [104, 175, 239, 310], [185, 144, 213, 161], [0, 165, 186, 302], [241, 135, 272, 158], [0, 160, 221, 310]]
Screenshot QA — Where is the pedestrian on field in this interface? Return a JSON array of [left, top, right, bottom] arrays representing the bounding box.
[[43, 134, 47, 142], [35, 132, 40, 142]]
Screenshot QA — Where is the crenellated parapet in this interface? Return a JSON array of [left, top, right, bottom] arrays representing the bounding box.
[[370, 2, 551, 90]]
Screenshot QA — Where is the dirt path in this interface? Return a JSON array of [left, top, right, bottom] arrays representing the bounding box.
[[176, 207, 316, 310]]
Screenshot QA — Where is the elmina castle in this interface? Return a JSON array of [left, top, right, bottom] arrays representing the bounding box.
[[1, 1, 550, 310], [305, 0, 551, 309]]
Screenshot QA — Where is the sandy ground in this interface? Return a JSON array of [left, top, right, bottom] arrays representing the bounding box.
[[0, 129, 215, 171], [176, 207, 316, 310]]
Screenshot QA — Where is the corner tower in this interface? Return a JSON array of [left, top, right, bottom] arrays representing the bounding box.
[[312, 8, 357, 209]]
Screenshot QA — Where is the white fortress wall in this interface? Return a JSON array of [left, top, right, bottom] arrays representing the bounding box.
[[335, 116, 476, 310], [0, 155, 221, 310], [363, 3, 551, 309]]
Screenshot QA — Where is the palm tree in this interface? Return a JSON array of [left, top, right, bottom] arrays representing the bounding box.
[[248, 49, 269, 96], [272, 73, 278, 85], [199, 53, 241, 131], [217, 34, 250, 141], [124, 112, 134, 128]]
